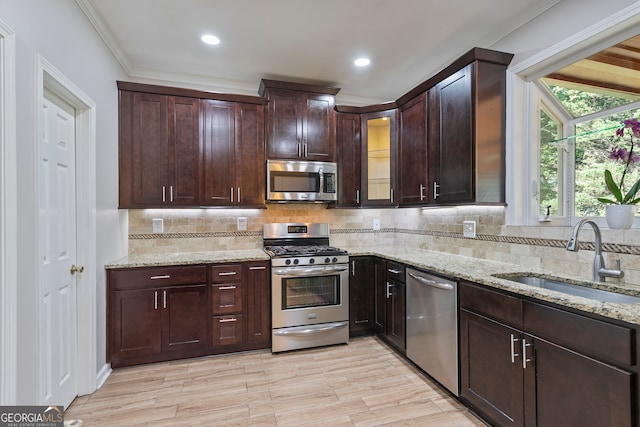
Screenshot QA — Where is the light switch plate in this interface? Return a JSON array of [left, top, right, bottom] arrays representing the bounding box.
[[463, 220, 476, 238], [373, 218, 381, 231], [152, 218, 163, 234], [237, 217, 247, 231]]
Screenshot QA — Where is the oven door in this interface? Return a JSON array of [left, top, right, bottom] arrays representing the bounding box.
[[271, 264, 349, 329]]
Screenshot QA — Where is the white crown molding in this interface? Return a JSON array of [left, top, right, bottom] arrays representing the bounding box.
[[510, 2, 640, 79], [75, 0, 132, 74]]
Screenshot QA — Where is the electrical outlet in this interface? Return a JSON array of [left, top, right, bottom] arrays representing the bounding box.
[[152, 218, 164, 234], [237, 217, 247, 231], [373, 218, 381, 231], [463, 220, 476, 238]]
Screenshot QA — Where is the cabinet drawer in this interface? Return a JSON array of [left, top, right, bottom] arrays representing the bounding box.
[[523, 301, 634, 366], [459, 282, 522, 328], [109, 266, 207, 290], [211, 264, 243, 283], [212, 283, 244, 315], [212, 315, 244, 347], [386, 261, 405, 283]]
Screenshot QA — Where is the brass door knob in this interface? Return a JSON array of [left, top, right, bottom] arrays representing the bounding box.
[[70, 264, 85, 274]]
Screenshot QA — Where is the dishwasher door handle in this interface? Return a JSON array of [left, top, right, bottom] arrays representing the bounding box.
[[408, 272, 454, 290]]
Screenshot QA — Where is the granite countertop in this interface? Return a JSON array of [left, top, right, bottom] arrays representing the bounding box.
[[105, 246, 640, 326]]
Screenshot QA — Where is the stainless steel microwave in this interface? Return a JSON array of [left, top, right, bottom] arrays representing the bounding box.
[[267, 160, 338, 202]]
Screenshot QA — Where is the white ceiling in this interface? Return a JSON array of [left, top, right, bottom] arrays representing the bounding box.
[[77, 0, 560, 105]]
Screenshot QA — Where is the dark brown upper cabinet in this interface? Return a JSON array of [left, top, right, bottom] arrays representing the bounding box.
[[117, 81, 266, 209], [398, 92, 429, 205], [259, 79, 339, 161], [201, 100, 265, 207], [118, 91, 201, 208], [336, 112, 361, 207]]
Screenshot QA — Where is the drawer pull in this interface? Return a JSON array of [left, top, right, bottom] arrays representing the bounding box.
[[150, 275, 170, 280], [219, 317, 237, 323], [249, 266, 266, 270], [354, 320, 369, 324], [388, 269, 401, 274], [218, 285, 237, 290], [217, 272, 237, 276]]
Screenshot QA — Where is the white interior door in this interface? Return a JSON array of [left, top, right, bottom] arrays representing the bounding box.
[[39, 90, 78, 408]]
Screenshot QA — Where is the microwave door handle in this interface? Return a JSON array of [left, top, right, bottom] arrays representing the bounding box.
[[319, 168, 324, 193]]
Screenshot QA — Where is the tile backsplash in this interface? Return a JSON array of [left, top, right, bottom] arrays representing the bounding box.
[[128, 204, 640, 286]]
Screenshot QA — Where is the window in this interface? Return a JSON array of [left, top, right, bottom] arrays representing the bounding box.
[[534, 33, 640, 224]]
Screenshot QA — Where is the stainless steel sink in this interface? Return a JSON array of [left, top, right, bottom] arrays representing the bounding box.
[[495, 275, 640, 304]]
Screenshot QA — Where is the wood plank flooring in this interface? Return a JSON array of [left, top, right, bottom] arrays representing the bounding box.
[[66, 336, 486, 426]]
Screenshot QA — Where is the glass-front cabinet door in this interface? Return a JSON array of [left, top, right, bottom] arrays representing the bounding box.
[[361, 110, 397, 207]]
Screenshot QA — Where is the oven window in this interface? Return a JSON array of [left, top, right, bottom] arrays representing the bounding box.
[[282, 275, 340, 309], [270, 171, 319, 192]]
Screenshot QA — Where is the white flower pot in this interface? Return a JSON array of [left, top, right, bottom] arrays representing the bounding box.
[[605, 204, 635, 229]]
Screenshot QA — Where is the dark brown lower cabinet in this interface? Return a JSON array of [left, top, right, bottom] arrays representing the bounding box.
[[349, 256, 375, 336], [373, 259, 405, 353], [212, 314, 244, 346], [460, 281, 634, 427]]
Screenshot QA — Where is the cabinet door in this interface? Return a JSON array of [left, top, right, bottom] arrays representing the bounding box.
[[373, 258, 387, 334], [169, 97, 201, 205], [111, 289, 162, 366], [361, 110, 398, 207], [246, 262, 271, 346], [529, 337, 633, 427], [386, 280, 405, 352], [131, 92, 169, 206], [460, 310, 524, 427], [399, 93, 429, 205], [266, 89, 300, 159], [161, 285, 208, 353], [235, 103, 266, 206], [349, 257, 374, 336], [202, 100, 236, 206], [429, 65, 474, 203], [336, 113, 361, 207], [302, 93, 335, 160]]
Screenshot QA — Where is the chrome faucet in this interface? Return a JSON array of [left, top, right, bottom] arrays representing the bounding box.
[[566, 218, 624, 282]]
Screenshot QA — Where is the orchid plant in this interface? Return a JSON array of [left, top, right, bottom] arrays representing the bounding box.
[[598, 118, 640, 205]]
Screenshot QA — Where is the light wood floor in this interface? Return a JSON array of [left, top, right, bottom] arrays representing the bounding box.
[[66, 336, 486, 426]]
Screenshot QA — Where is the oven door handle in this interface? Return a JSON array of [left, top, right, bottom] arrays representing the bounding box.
[[272, 266, 348, 276], [272, 321, 348, 337]]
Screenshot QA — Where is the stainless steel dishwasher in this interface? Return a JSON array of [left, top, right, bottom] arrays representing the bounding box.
[[406, 268, 458, 395]]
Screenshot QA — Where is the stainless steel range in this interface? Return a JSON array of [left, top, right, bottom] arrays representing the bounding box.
[[263, 223, 349, 352]]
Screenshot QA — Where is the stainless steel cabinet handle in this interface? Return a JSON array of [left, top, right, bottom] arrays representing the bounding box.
[[237, 187, 241, 204], [163, 290, 167, 309], [433, 182, 440, 199], [386, 282, 392, 298], [304, 143, 308, 158], [219, 317, 237, 323], [170, 186, 174, 202], [407, 272, 454, 290], [420, 184, 425, 201], [162, 186, 166, 203], [249, 266, 266, 270], [356, 189, 360, 204], [297, 143, 302, 157], [218, 272, 237, 276], [218, 285, 237, 290], [154, 290, 159, 310], [522, 338, 533, 369], [351, 260, 355, 276], [510, 334, 520, 363], [150, 275, 170, 280], [390, 188, 395, 203], [230, 187, 234, 203], [354, 320, 369, 324], [388, 269, 401, 274]]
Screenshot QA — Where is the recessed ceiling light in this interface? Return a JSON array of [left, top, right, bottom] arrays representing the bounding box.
[[201, 34, 220, 45], [354, 58, 370, 67]]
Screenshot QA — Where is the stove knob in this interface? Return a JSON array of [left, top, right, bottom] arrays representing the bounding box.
[[332, 257, 338, 263], [285, 259, 291, 265], [324, 257, 331, 264], [293, 259, 299, 265], [309, 258, 315, 264]]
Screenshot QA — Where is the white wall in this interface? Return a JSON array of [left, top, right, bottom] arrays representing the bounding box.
[[0, 0, 126, 403]]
